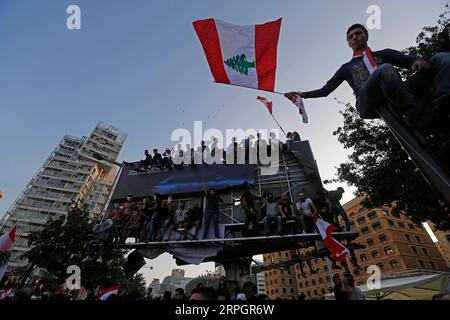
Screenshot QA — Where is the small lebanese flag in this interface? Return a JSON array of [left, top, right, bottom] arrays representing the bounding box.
[[353, 47, 377, 75], [291, 94, 308, 124], [0, 226, 16, 283], [193, 18, 282, 92], [0, 288, 13, 300], [98, 285, 119, 300], [257, 96, 273, 114], [314, 217, 349, 263]]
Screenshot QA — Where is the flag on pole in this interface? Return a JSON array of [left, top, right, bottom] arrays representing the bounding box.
[[0, 288, 13, 300], [314, 217, 349, 263], [257, 96, 273, 114], [98, 285, 120, 300], [0, 226, 16, 283], [291, 94, 308, 123], [193, 18, 282, 92]]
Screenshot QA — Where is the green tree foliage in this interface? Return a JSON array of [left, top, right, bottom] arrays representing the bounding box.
[[24, 202, 145, 294], [224, 53, 255, 75], [329, 6, 450, 229]]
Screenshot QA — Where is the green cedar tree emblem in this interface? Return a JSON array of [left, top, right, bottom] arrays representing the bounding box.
[[224, 53, 255, 75]]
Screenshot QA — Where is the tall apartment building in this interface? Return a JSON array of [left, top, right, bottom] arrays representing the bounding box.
[[263, 196, 449, 299], [0, 122, 127, 268]]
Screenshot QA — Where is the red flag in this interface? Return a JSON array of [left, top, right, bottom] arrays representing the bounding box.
[[314, 217, 349, 263], [257, 96, 273, 114]]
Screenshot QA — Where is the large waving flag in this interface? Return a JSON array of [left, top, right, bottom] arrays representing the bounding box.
[[0, 226, 16, 283], [193, 18, 282, 92], [314, 217, 349, 263]]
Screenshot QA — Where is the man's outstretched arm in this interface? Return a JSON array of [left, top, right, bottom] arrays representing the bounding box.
[[285, 67, 345, 100]]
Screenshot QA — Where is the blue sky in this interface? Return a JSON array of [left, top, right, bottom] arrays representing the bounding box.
[[0, 0, 446, 283]]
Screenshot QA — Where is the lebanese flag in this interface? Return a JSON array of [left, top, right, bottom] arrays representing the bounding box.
[[314, 217, 349, 263], [0, 226, 16, 283], [291, 94, 308, 124], [193, 18, 282, 92], [257, 96, 273, 114], [98, 285, 119, 300], [353, 47, 378, 75]]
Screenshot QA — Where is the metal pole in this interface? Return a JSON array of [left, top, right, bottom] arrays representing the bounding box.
[[378, 106, 450, 203]]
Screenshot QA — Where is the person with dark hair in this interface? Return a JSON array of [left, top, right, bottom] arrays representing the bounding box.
[[152, 149, 162, 168], [278, 193, 296, 234], [326, 187, 351, 231], [146, 194, 162, 242], [262, 193, 283, 235], [241, 281, 257, 300], [284, 23, 450, 128], [174, 288, 186, 300], [190, 287, 215, 300], [181, 202, 202, 240], [162, 290, 172, 300], [216, 288, 231, 300], [332, 274, 349, 301], [240, 182, 259, 236], [202, 189, 224, 239], [138, 149, 152, 171], [295, 191, 317, 233]]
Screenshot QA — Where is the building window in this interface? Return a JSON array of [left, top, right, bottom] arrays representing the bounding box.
[[312, 279, 316, 285], [361, 226, 370, 234], [372, 221, 382, 230], [398, 222, 405, 229], [326, 275, 331, 282], [290, 288, 294, 294], [415, 236, 422, 243], [313, 289, 318, 296], [318, 277, 323, 283], [428, 261, 436, 270], [298, 282, 303, 288], [371, 250, 380, 258], [389, 259, 400, 269], [404, 234, 412, 241], [354, 268, 361, 276], [367, 210, 378, 220], [421, 248, 429, 256], [324, 265, 329, 272], [408, 224, 415, 230], [350, 221, 356, 228], [378, 234, 387, 242], [289, 279, 293, 284], [418, 259, 426, 269], [387, 220, 394, 226], [367, 238, 375, 246], [305, 280, 309, 286], [377, 263, 384, 271], [307, 291, 311, 297], [384, 246, 394, 255], [281, 278, 285, 284], [282, 288, 287, 294], [321, 288, 326, 295], [274, 279, 277, 284], [276, 288, 279, 294], [411, 246, 418, 255], [285, 252, 289, 257], [357, 216, 366, 225]]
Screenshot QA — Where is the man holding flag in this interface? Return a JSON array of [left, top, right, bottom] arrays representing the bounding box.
[[284, 23, 450, 127]]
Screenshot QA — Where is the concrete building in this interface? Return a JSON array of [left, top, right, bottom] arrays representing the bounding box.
[[256, 272, 266, 295], [157, 269, 193, 294], [263, 196, 449, 299], [0, 122, 126, 268]]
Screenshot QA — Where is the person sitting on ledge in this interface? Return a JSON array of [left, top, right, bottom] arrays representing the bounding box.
[[284, 23, 450, 130]]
